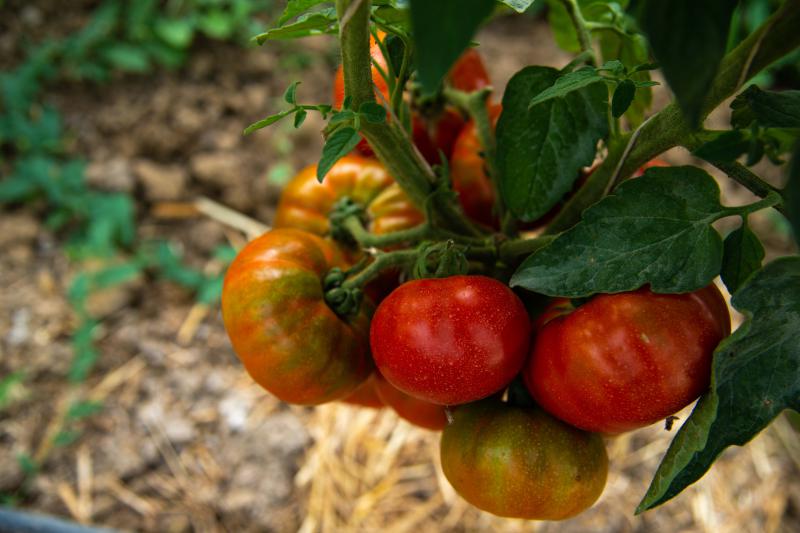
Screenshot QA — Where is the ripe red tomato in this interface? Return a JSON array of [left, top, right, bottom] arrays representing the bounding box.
[[370, 275, 531, 405], [341, 373, 384, 409], [440, 399, 608, 520], [524, 285, 731, 434], [222, 229, 373, 404], [448, 48, 491, 93], [449, 103, 502, 227], [373, 372, 448, 430]]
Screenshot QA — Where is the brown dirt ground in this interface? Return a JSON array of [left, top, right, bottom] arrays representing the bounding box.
[[1, 6, 799, 533]]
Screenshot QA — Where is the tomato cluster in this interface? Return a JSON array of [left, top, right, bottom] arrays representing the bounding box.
[[221, 46, 732, 521]]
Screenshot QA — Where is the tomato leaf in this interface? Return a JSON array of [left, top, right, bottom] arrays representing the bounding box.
[[636, 0, 738, 125], [243, 110, 293, 135], [731, 86, 800, 129], [511, 167, 731, 297], [293, 109, 307, 128], [527, 67, 604, 108], [611, 79, 636, 118], [637, 256, 800, 512], [788, 142, 800, 247], [693, 130, 750, 163], [720, 221, 765, 294], [278, 0, 331, 25], [318, 127, 361, 182], [284, 81, 300, 105], [254, 9, 337, 43], [497, 66, 609, 222], [410, 0, 495, 94]]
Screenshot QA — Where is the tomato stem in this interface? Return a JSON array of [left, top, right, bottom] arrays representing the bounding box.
[[560, 0, 596, 66], [444, 86, 509, 231], [340, 249, 418, 290], [336, 0, 487, 238]]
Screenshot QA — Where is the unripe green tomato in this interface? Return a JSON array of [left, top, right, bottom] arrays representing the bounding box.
[[440, 399, 608, 520]]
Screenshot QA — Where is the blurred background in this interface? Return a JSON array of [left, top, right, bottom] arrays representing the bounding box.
[[0, 1, 798, 532]]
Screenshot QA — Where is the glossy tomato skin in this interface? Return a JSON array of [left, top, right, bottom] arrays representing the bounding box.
[[450, 103, 502, 227], [448, 48, 491, 93], [273, 155, 422, 237], [524, 285, 731, 434], [222, 229, 373, 405], [341, 373, 384, 409], [373, 372, 448, 430], [370, 275, 531, 406], [440, 399, 608, 520]]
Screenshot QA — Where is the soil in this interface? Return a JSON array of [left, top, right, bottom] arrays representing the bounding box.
[[1, 4, 798, 533]]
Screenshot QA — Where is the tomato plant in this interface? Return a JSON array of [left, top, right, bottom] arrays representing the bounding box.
[[524, 285, 731, 434], [370, 275, 530, 405], [232, 0, 800, 520], [440, 399, 608, 520]]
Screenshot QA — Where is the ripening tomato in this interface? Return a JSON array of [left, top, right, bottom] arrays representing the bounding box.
[[273, 155, 423, 237], [370, 275, 531, 405], [341, 373, 384, 409], [440, 399, 608, 520], [373, 372, 448, 430], [524, 284, 731, 434], [449, 103, 502, 227], [222, 229, 373, 405]]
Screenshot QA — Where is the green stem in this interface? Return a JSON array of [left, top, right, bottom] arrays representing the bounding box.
[[443, 86, 506, 224], [391, 36, 411, 119], [729, 191, 783, 217], [547, 2, 800, 234], [336, 0, 485, 237], [498, 235, 556, 263], [342, 215, 431, 247], [341, 249, 417, 289], [561, 0, 595, 65]]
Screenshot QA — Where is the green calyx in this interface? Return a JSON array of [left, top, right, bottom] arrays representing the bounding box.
[[412, 240, 469, 279], [329, 197, 368, 246]]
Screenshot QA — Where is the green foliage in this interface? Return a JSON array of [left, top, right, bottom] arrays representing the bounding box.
[[638, 256, 800, 512], [497, 66, 608, 222], [788, 144, 800, 247], [244, 81, 332, 134], [409, 0, 495, 94], [636, 0, 739, 125], [318, 127, 362, 181], [731, 86, 800, 129], [511, 167, 778, 297], [720, 221, 765, 294]]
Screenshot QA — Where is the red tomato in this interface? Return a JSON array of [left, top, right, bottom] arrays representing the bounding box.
[[373, 372, 448, 430], [449, 103, 502, 227], [370, 275, 531, 405], [341, 373, 384, 409], [524, 285, 731, 434], [413, 49, 493, 165], [448, 48, 491, 93]]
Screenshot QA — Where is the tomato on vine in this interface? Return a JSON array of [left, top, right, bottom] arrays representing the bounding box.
[[440, 399, 608, 520], [221, 229, 373, 405], [524, 285, 731, 434], [370, 275, 531, 406]]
